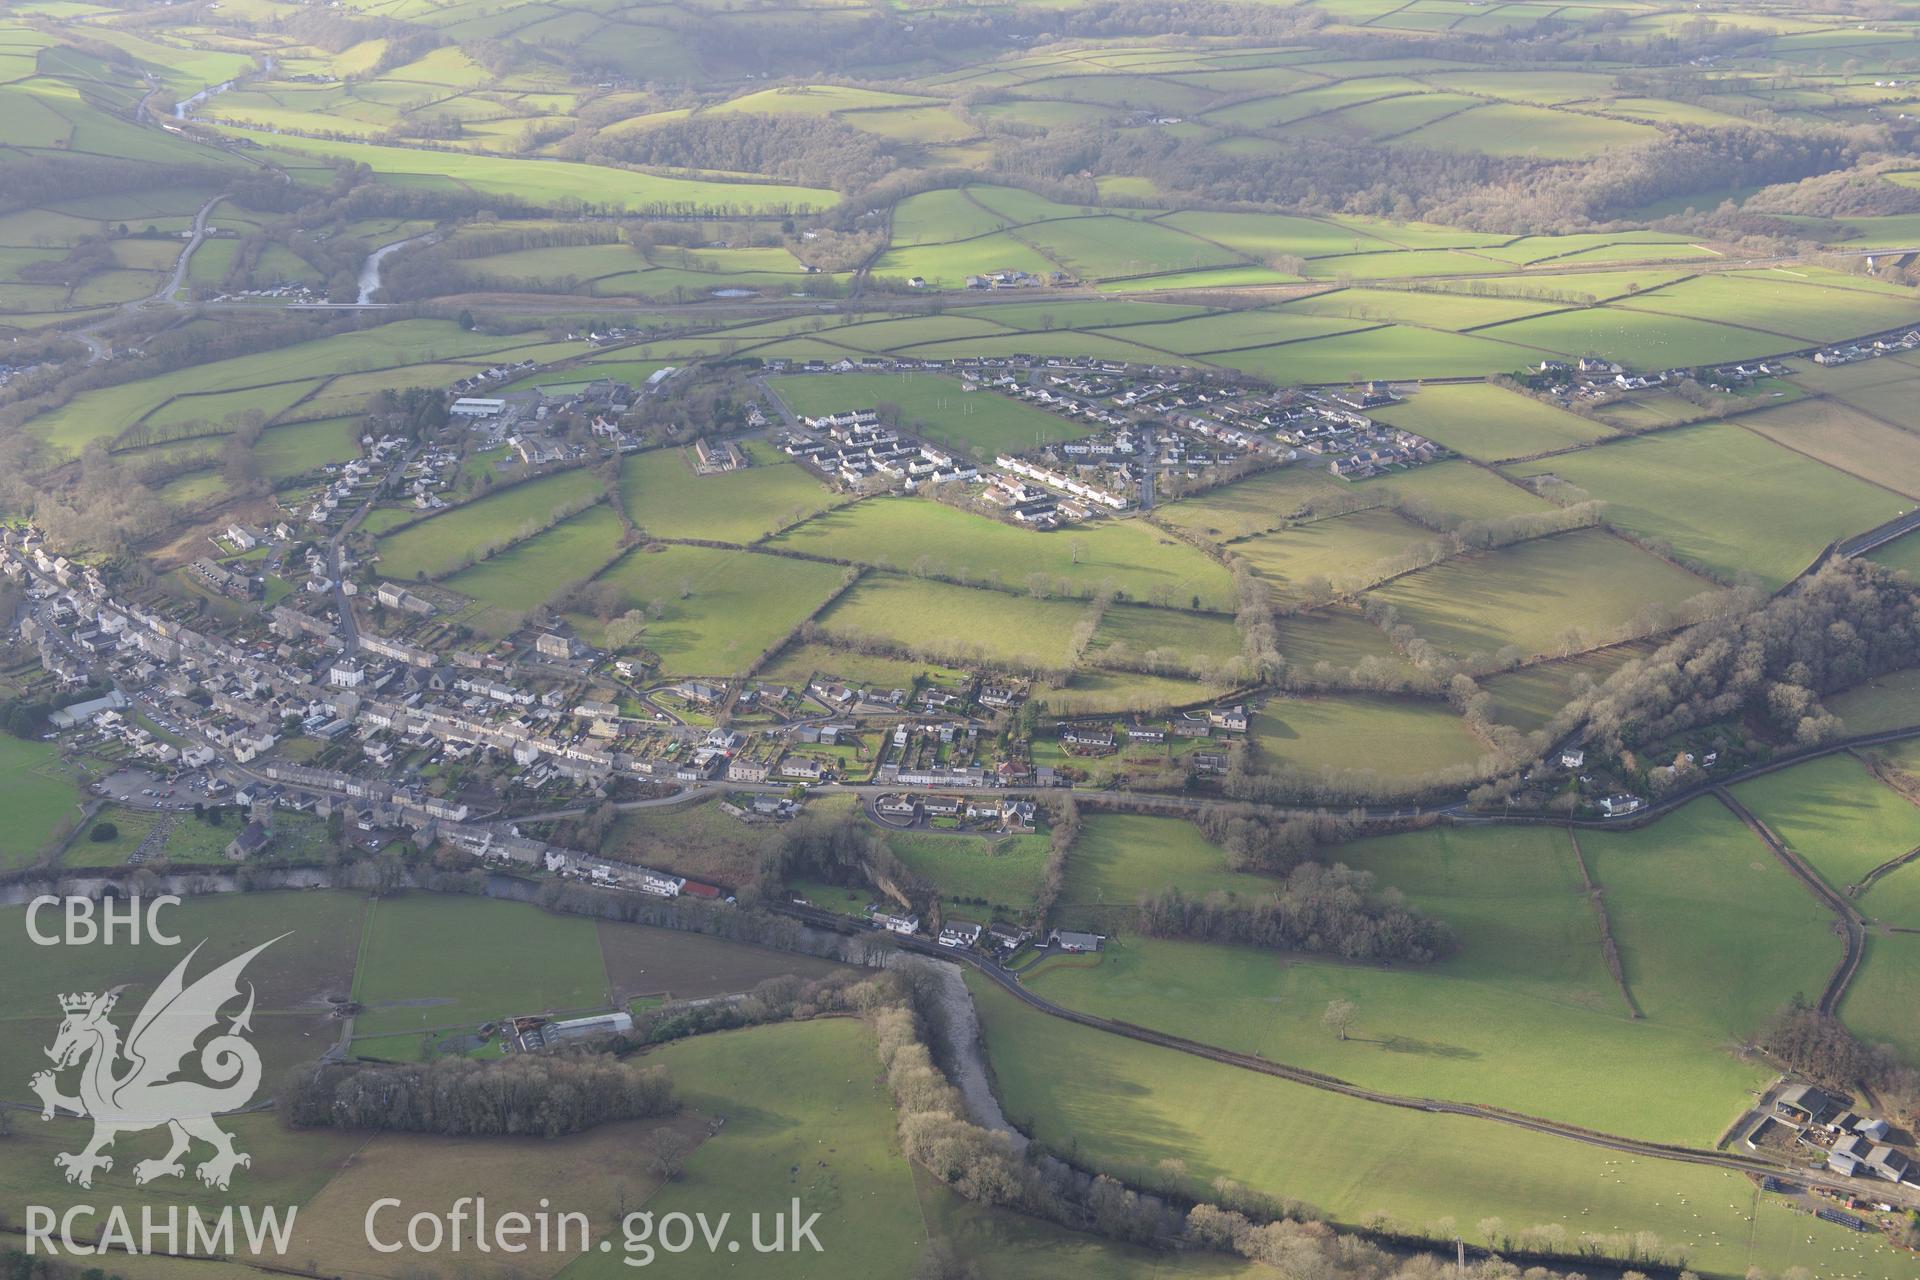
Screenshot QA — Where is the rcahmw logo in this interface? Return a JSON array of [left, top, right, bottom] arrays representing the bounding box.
[[24, 894, 299, 1257]]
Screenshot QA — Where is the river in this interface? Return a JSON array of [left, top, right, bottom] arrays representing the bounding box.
[[356, 231, 437, 305], [172, 54, 272, 120]]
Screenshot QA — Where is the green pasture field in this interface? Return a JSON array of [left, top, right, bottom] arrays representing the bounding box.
[[914, 1166, 1268, 1280], [1087, 308, 1368, 354], [350, 893, 609, 1039], [0, 891, 368, 1102], [1367, 528, 1717, 663], [869, 233, 1064, 288], [254, 416, 362, 480], [1481, 642, 1654, 732], [1279, 287, 1559, 331], [1105, 264, 1309, 292], [1399, 103, 1661, 158], [1287, 246, 1492, 281], [954, 299, 1212, 330], [1161, 460, 1549, 546], [1230, 507, 1442, 598], [460, 241, 644, 284], [1808, 353, 1920, 425], [596, 919, 847, 999], [756, 641, 969, 693], [1033, 669, 1224, 717], [221, 130, 838, 213], [1372, 382, 1613, 461], [1056, 813, 1275, 927], [885, 829, 1051, 917], [1015, 216, 1247, 281], [976, 97, 1119, 130], [1580, 797, 1838, 1042], [1732, 754, 1920, 927], [1035, 821, 1780, 1145], [276, 1103, 680, 1278], [0, 1110, 364, 1230], [1202, 76, 1428, 130], [816, 573, 1092, 672], [1548, 240, 1724, 266], [1842, 931, 1920, 1066], [818, 314, 1021, 352], [1304, 89, 1486, 142], [1086, 603, 1243, 671], [620, 445, 832, 543], [142, 380, 317, 435], [770, 498, 1235, 610], [1471, 230, 1706, 267], [1506, 420, 1911, 587], [158, 467, 226, 508], [1616, 271, 1920, 344], [1252, 694, 1486, 778], [29, 320, 553, 453], [970, 977, 1903, 1277], [902, 330, 1190, 365], [0, 734, 83, 869], [769, 371, 1091, 457], [1154, 466, 1352, 541], [1458, 269, 1693, 303], [571, 544, 847, 676], [603, 794, 807, 888], [1211, 325, 1547, 384], [888, 188, 1015, 244], [1143, 209, 1398, 260], [562, 1020, 924, 1280], [1273, 607, 1414, 680], [1871, 528, 1920, 576], [1473, 306, 1786, 368], [442, 502, 625, 625], [708, 83, 936, 116], [1735, 397, 1920, 500], [376, 467, 607, 581]]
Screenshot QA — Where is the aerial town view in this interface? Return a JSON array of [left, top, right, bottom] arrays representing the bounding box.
[[6, 0, 1920, 1276]]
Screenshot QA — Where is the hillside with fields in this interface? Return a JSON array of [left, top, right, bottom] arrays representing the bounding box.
[[9, 0, 1920, 1276]]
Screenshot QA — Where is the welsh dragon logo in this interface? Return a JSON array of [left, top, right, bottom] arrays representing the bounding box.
[[30, 936, 283, 1190]]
